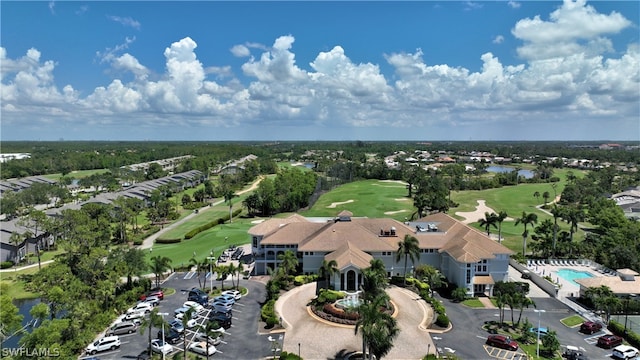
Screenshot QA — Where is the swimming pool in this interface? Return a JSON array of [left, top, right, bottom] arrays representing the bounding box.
[[556, 268, 594, 286]]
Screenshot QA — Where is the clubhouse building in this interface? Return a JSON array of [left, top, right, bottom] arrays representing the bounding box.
[[249, 211, 514, 296]]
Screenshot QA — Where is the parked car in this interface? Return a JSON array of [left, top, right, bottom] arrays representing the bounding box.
[[612, 345, 639, 359], [597, 334, 623, 349], [169, 319, 185, 333], [213, 296, 235, 306], [209, 313, 232, 329], [174, 306, 189, 318], [158, 329, 181, 344], [150, 339, 173, 355], [183, 300, 205, 313], [143, 295, 160, 307], [148, 288, 165, 300], [189, 341, 217, 356], [564, 348, 589, 360], [529, 327, 549, 336], [195, 332, 222, 346], [579, 321, 602, 334], [521, 270, 532, 279], [486, 335, 519, 351], [124, 310, 146, 322], [211, 303, 233, 313], [188, 288, 209, 305], [86, 335, 121, 355], [106, 321, 138, 336], [126, 302, 153, 314], [221, 290, 242, 300]]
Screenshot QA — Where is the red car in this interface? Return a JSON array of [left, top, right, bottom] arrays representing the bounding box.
[[597, 334, 623, 349], [140, 288, 164, 301], [486, 335, 519, 351], [580, 321, 602, 334]]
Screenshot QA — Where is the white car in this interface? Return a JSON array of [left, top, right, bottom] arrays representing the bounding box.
[[151, 339, 173, 355], [221, 290, 242, 300], [195, 332, 222, 346], [126, 302, 153, 314], [189, 341, 216, 356], [211, 303, 233, 313], [213, 296, 235, 307], [143, 295, 160, 307], [86, 335, 121, 355], [613, 345, 639, 359], [183, 301, 204, 313], [124, 310, 146, 322]]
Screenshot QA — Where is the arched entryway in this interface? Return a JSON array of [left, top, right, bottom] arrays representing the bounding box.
[[346, 270, 357, 291]]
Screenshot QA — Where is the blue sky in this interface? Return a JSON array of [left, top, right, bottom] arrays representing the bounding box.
[[1, 1, 638, 141]]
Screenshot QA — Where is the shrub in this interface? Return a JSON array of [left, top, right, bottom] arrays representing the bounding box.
[[608, 320, 640, 348], [0, 261, 14, 269], [451, 287, 468, 302], [436, 314, 450, 327], [316, 289, 343, 305], [155, 238, 181, 244], [323, 303, 359, 320], [261, 299, 276, 324]]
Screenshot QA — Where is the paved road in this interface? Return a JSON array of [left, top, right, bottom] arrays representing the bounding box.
[[275, 283, 436, 360]]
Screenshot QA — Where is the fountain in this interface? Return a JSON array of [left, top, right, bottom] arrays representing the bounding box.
[[335, 290, 362, 309]]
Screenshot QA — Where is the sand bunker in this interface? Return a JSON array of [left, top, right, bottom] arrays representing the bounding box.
[[384, 210, 408, 215], [380, 180, 408, 184], [327, 200, 355, 208], [455, 200, 513, 224], [395, 198, 410, 202], [251, 219, 266, 224]]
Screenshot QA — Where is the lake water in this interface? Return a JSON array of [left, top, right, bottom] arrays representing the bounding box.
[[486, 165, 535, 179], [2, 298, 41, 349]]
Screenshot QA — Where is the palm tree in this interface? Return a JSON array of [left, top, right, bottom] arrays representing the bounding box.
[[495, 292, 507, 325], [216, 264, 229, 290], [479, 212, 498, 237], [396, 234, 420, 285], [533, 191, 540, 203], [277, 250, 299, 278], [190, 256, 205, 289], [515, 212, 538, 257], [139, 308, 165, 357], [561, 205, 585, 243], [550, 206, 562, 257], [182, 307, 196, 359], [149, 256, 172, 289], [360, 259, 389, 302], [542, 191, 550, 206], [318, 259, 338, 290], [224, 189, 236, 223], [195, 320, 224, 360], [514, 293, 536, 325], [496, 211, 508, 244], [355, 295, 399, 360]]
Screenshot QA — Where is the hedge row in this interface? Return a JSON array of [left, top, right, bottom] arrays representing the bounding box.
[[155, 238, 182, 244], [0, 261, 14, 269], [261, 299, 279, 328], [609, 319, 640, 349], [183, 208, 244, 240]]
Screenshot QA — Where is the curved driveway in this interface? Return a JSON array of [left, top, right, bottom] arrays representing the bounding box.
[[275, 283, 436, 360]]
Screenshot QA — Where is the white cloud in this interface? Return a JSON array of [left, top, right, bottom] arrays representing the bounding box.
[[230, 45, 250, 57], [508, 1, 521, 9], [493, 35, 505, 44], [107, 15, 141, 30], [1, 0, 638, 141], [512, 0, 632, 60], [463, 1, 483, 11], [48, 1, 55, 14], [76, 5, 88, 15]]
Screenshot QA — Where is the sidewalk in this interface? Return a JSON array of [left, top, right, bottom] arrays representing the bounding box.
[[0, 259, 54, 273], [478, 297, 497, 309]]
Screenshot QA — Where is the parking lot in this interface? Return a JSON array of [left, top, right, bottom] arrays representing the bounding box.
[[79, 272, 274, 360]]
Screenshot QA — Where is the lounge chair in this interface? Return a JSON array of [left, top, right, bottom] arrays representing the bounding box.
[[551, 260, 558, 266]]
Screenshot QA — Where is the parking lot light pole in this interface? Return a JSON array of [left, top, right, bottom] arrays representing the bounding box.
[[158, 312, 169, 360], [534, 309, 545, 358]]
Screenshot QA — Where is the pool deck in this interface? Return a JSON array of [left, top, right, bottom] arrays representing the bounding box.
[[525, 260, 603, 299]]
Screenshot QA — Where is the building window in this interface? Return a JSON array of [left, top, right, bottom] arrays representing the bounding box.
[[466, 269, 471, 284], [252, 237, 258, 247]]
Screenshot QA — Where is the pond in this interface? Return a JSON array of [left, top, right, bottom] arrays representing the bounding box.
[[2, 298, 41, 349], [486, 165, 535, 179]]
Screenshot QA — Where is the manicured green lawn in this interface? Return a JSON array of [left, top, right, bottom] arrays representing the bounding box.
[[146, 218, 255, 267], [462, 298, 485, 308], [302, 179, 413, 221], [560, 315, 585, 327]]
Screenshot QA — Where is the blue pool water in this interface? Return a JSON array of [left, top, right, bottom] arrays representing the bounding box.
[[556, 268, 594, 286]]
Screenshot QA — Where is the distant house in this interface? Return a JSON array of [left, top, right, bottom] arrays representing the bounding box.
[[216, 155, 258, 175], [610, 187, 640, 219], [249, 211, 513, 296]]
